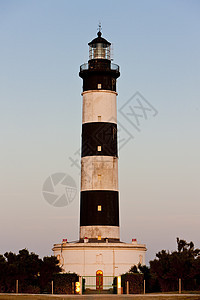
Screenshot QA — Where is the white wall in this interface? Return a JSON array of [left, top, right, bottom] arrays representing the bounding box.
[[81, 156, 118, 191], [53, 242, 146, 277], [82, 90, 117, 124], [80, 226, 120, 240]]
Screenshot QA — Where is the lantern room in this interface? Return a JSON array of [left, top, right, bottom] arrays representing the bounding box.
[[88, 31, 111, 60], [79, 30, 120, 92]]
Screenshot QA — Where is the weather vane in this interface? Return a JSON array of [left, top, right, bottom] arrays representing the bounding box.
[[98, 21, 102, 33]]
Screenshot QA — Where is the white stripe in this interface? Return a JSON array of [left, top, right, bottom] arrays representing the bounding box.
[[80, 225, 120, 240], [82, 90, 117, 124], [81, 156, 118, 191]]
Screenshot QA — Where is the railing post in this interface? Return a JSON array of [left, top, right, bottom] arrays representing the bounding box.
[[51, 280, 53, 294], [126, 281, 129, 294], [179, 278, 181, 294], [144, 279, 145, 294], [16, 280, 18, 294]]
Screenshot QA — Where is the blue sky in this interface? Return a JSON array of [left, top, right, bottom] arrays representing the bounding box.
[[0, 0, 200, 264]]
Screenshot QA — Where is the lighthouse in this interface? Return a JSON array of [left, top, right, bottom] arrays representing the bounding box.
[[53, 29, 146, 280], [79, 29, 120, 242]]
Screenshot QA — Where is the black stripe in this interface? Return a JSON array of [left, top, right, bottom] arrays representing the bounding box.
[[79, 60, 120, 92], [80, 190, 119, 226], [81, 122, 118, 157], [81, 74, 117, 92]]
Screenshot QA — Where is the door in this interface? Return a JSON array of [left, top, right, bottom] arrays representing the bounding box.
[[96, 270, 103, 290]]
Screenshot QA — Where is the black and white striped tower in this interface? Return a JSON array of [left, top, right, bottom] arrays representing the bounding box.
[[79, 29, 120, 242], [53, 30, 146, 275]]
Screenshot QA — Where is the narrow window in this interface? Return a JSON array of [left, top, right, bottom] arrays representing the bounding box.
[[98, 174, 101, 181], [98, 235, 101, 240], [97, 205, 102, 211], [98, 116, 101, 122], [97, 83, 102, 89], [97, 145, 101, 151]]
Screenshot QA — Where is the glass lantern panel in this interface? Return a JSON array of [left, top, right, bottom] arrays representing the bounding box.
[[89, 44, 110, 60]]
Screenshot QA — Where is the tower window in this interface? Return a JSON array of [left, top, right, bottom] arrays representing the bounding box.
[[97, 83, 102, 89], [98, 116, 101, 122], [97, 205, 102, 211], [98, 235, 101, 240], [97, 146, 101, 151]]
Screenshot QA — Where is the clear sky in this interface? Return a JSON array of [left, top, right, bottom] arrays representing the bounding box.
[[0, 0, 199, 264]]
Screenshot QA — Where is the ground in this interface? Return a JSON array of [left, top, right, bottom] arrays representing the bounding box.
[[0, 294, 200, 300]]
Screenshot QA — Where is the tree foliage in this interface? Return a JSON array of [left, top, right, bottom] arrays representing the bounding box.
[[0, 249, 63, 293], [127, 238, 200, 293], [121, 272, 144, 294], [1, 238, 200, 294], [149, 238, 200, 292]]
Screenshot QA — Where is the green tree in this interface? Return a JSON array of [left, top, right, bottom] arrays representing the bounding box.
[[16, 249, 41, 292], [39, 256, 62, 292], [150, 238, 200, 292], [3, 251, 18, 292], [0, 255, 7, 292], [0, 249, 62, 293], [129, 265, 139, 273], [138, 263, 159, 293]]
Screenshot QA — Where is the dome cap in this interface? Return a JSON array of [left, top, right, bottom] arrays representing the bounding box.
[[88, 31, 111, 48]]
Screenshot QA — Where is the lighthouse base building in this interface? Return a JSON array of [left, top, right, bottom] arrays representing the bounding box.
[[53, 30, 146, 281], [53, 239, 146, 277]]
